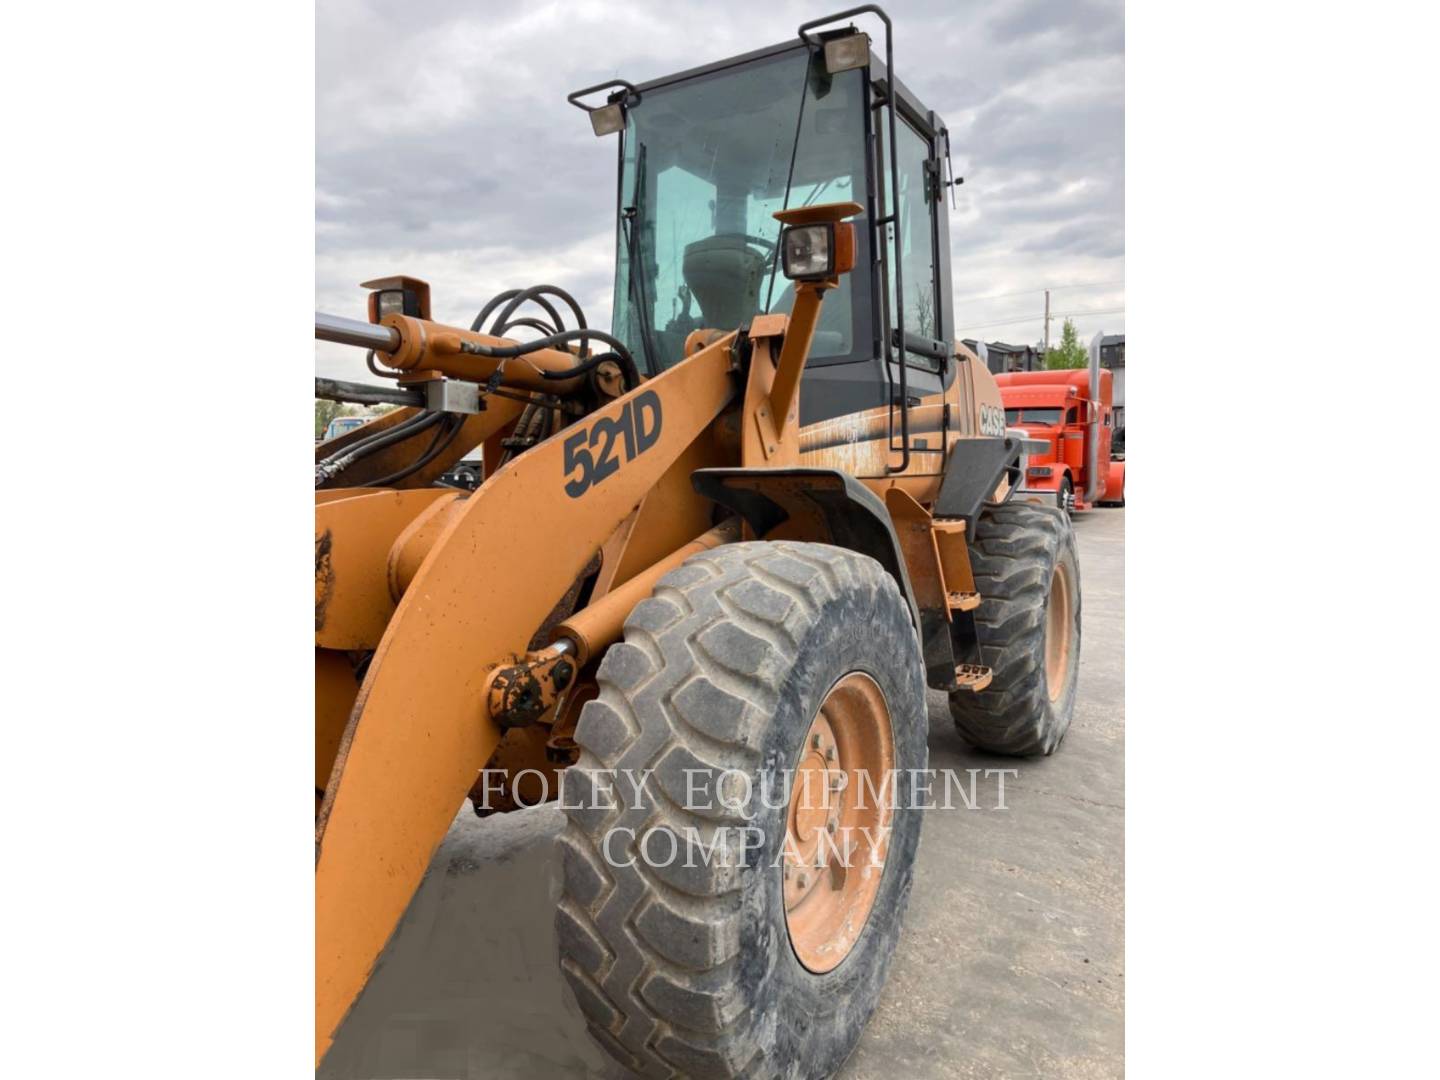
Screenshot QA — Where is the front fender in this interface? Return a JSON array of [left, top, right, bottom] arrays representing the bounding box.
[[691, 467, 919, 629]]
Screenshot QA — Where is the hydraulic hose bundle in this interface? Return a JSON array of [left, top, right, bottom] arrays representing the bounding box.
[[467, 284, 641, 392], [315, 408, 444, 487], [315, 283, 640, 488]]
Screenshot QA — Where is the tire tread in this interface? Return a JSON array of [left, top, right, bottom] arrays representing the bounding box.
[[949, 502, 1080, 755], [560, 541, 896, 1077]]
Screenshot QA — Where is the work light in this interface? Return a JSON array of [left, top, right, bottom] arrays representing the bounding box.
[[372, 287, 420, 319], [375, 289, 411, 318], [361, 276, 431, 323], [780, 221, 856, 281], [589, 102, 625, 137], [823, 32, 870, 73], [781, 225, 834, 280]]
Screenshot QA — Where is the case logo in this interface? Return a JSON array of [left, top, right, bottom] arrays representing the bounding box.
[[979, 403, 1007, 437]]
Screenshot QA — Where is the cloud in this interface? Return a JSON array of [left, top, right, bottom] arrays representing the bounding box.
[[987, 0, 1122, 50], [317, 0, 1123, 382]]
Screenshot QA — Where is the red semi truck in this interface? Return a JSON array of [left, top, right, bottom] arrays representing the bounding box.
[[999, 365, 1125, 512]]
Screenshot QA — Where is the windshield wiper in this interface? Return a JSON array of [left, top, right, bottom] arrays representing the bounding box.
[[763, 60, 815, 313], [621, 144, 662, 372], [801, 176, 834, 209]]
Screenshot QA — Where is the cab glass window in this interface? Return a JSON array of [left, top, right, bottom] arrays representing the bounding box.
[[613, 51, 871, 373], [878, 108, 940, 372]]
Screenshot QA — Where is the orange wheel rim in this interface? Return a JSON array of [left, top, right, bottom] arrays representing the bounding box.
[[1044, 561, 1074, 701], [783, 672, 894, 973]]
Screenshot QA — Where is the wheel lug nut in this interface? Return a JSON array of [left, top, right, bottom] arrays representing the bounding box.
[[811, 733, 821, 749], [797, 873, 808, 889], [827, 819, 836, 833], [825, 746, 836, 762]]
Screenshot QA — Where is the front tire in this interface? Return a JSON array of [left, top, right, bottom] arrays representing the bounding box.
[[558, 541, 927, 1078], [949, 503, 1080, 755]]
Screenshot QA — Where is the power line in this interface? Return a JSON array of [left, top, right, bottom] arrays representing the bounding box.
[[956, 306, 1123, 332], [956, 307, 1125, 334], [953, 278, 1125, 305]]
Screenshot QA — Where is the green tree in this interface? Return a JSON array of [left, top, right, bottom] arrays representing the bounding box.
[[315, 399, 339, 439], [1045, 318, 1087, 370], [315, 399, 362, 439]]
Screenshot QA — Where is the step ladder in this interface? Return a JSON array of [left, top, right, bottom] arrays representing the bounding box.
[[954, 664, 993, 692]]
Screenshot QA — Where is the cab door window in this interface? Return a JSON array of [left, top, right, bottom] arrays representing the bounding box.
[[878, 108, 940, 372]]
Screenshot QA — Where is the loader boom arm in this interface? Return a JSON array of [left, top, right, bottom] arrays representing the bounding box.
[[314, 333, 739, 1060]]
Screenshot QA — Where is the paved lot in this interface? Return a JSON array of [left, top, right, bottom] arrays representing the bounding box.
[[323, 509, 1124, 1079], [842, 507, 1124, 1079]]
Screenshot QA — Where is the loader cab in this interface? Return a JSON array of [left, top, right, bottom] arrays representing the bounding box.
[[583, 23, 956, 428]]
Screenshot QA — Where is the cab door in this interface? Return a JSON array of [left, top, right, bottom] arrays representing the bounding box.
[[876, 101, 953, 468], [880, 110, 943, 372]]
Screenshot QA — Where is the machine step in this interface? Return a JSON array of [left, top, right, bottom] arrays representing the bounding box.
[[954, 664, 993, 692], [947, 590, 981, 612]]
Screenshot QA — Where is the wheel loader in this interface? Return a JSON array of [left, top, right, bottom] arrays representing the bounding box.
[[314, 6, 1081, 1076]]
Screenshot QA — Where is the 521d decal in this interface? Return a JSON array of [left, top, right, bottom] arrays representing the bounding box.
[[563, 389, 664, 498]]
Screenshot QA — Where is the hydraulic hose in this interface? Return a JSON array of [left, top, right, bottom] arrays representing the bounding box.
[[499, 401, 552, 469], [492, 285, 588, 347], [474, 289, 562, 337], [496, 294, 566, 336], [366, 413, 466, 487], [469, 283, 632, 390], [319, 407, 434, 465], [317, 281, 639, 490], [459, 327, 639, 390], [536, 350, 628, 383], [316, 409, 445, 487], [496, 316, 562, 338]]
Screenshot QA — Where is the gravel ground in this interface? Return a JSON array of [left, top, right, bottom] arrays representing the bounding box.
[[841, 506, 1124, 1079]]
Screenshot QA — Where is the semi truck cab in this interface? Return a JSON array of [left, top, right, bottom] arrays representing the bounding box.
[[998, 368, 1125, 511]]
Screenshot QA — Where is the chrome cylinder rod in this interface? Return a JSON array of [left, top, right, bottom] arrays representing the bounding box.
[[315, 311, 401, 352]]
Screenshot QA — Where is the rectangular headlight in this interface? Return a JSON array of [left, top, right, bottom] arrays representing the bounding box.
[[823, 32, 870, 74], [375, 289, 408, 318], [589, 102, 625, 137], [373, 287, 421, 318], [781, 224, 834, 280], [362, 275, 431, 323]]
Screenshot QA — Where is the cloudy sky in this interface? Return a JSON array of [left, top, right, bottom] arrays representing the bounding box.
[[317, 0, 1123, 384]]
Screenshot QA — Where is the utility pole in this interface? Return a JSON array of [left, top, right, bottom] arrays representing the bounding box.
[[1043, 289, 1051, 356]]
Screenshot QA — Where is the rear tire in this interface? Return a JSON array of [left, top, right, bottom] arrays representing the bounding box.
[[949, 502, 1080, 756], [558, 541, 927, 1078]]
